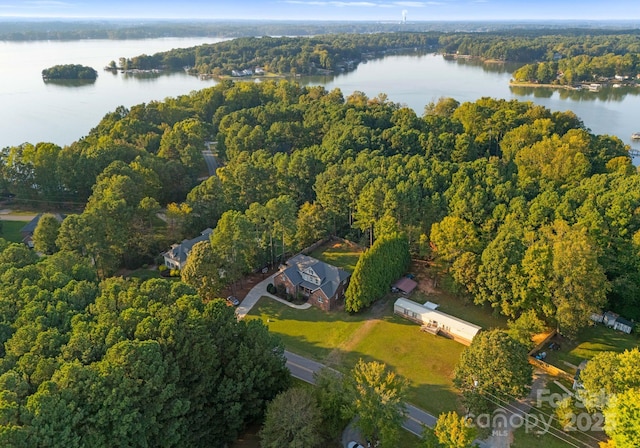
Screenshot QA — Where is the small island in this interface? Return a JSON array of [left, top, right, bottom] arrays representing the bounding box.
[[42, 64, 98, 81]]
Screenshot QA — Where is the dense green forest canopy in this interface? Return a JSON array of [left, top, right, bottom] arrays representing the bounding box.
[[115, 33, 441, 75], [0, 244, 290, 446], [41, 64, 98, 81], [1, 78, 639, 333]]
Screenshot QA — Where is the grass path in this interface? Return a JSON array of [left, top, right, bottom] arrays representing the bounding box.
[[325, 318, 380, 367]]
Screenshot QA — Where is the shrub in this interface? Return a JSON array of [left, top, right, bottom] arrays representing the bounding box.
[[158, 265, 168, 272], [170, 269, 180, 277], [267, 283, 275, 294]]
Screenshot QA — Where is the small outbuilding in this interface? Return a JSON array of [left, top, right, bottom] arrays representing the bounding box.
[[613, 317, 634, 334], [603, 311, 619, 327], [392, 277, 418, 295], [394, 297, 481, 345], [590, 312, 604, 323]]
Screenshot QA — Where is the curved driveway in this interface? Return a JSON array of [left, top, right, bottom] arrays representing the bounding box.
[[235, 272, 311, 320]]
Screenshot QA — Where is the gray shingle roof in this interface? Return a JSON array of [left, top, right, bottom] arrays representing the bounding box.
[[282, 254, 350, 300], [20, 213, 66, 235], [164, 228, 213, 264]]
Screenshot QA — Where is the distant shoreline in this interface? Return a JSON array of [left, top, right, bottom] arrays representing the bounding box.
[[509, 81, 577, 90]]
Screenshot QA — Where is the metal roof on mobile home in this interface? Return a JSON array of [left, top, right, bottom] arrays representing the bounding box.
[[394, 297, 481, 343]]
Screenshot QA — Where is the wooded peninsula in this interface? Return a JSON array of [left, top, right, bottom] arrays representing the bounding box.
[[115, 30, 640, 86], [1, 28, 639, 446]]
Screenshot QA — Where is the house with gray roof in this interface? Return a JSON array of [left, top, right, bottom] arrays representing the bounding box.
[[20, 213, 66, 248], [163, 228, 213, 270], [274, 254, 351, 311]]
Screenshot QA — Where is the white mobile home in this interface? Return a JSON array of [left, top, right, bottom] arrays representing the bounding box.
[[394, 298, 481, 345]]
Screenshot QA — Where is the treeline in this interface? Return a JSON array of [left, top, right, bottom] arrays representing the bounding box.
[[439, 29, 640, 62], [2, 20, 613, 41], [41, 64, 98, 80], [513, 52, 640, 84], [118, 29, 640, 83], [2, 79, 639, 335], [0, 242, 289, 446], [116, 33, 441, 76]]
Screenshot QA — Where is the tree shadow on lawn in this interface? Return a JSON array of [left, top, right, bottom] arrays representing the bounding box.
[[279, 336, 463, 416], [541, 325, 639, 375]]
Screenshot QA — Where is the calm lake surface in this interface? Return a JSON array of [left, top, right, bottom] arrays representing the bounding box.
[[2, 38, 640, 160]]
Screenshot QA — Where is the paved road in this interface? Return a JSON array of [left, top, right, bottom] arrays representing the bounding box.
[[284, 351, 438, 438], [285, 350, 338, 384], [202, 142, 218, 176], [0, 211, 36, 221], [242, 266, 489, 446]]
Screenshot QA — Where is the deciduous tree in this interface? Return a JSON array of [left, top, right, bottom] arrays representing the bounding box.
[[348, 359, 408, 448], [259, 387, 323, 448], [453, 330, 532, 415], [32, 213, 62, 255], [434, 411, 477, 448]]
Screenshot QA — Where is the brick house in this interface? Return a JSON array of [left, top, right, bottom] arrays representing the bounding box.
[[274, 254, 350, 311]]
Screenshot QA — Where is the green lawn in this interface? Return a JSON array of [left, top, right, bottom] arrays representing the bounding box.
[[309, 240, 363, 273], [248, 296, 464, 416], [543, 324, 639, 374], [249, 297, 368, 362], [411, 290, 508, 331], [127, 268, 163, 281], [0, 220, 28, 243]]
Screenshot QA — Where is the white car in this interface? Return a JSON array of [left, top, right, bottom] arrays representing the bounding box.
[[347, 442, 364, 448]]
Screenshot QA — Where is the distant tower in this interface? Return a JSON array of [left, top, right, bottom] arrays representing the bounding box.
[[402, 10, 407, 24]]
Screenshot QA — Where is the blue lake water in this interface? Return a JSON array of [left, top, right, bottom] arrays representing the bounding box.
[[2, 38, 639, 161]]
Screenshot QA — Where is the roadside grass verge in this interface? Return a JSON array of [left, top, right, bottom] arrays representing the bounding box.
[[1, 220, 29, 243], [248, 296, 464, 416], [309, 240, 363, 273]]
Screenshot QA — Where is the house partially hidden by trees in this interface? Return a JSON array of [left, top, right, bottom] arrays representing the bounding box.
[[20, 213, 66, 248], [163, 228, 213, 270], [394, 297, 481, 345], [274, 254, 350, 311]]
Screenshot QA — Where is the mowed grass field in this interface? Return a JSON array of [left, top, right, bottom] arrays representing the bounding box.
[[248, 296, 465, 416], [1, 220, 28, 243], [309, 239, 363, 273], [250, 240, 510, 415], [543, 324, 639, 375]]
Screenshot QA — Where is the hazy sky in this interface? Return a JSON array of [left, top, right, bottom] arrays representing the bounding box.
[[2, 0, 640, 21]]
